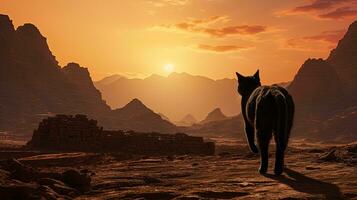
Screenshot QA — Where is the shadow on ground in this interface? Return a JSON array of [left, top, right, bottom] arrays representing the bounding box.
[[265, 168, 343, 199]]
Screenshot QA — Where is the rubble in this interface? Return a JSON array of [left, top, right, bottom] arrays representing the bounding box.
[[0, 158, 91, 199], [317, 144, 357, 165]]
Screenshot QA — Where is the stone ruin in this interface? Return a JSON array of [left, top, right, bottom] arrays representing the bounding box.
[[27, 114, 215, 155]]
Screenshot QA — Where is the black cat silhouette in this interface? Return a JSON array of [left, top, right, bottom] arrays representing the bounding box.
[[236, 70, 294, 175]]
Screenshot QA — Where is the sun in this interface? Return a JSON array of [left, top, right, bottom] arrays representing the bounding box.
[[164, 63, 174, 73]]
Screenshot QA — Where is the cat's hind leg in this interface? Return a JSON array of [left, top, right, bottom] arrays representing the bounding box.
[[256, 129, 272, 174], [274, 141, 285, 176]]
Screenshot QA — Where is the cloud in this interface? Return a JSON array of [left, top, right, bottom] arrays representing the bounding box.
[[201, 25, 266, 37], [173, 15, 229, 29], [147, 0, 189, 7], [277, 0, 357, 19], [303, 30, 345, 43], [284, 30, 345, 50], [292, 0, 348, 13], [318, 7, 357, 19], [153, 16, 266, 37], [196, 44, 250, 53]]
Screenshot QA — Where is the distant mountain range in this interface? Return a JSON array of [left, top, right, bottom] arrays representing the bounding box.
[[95, 72, 241, 121], [0, 14, 177, 139]]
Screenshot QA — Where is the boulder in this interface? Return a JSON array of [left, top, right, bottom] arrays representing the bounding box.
[[0, 182, 43, 200], [0, 158, 39, 182], [62, 169, 91, 192]]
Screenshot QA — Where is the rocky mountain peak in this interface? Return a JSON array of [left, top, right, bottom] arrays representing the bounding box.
[[61, 62, 107, 110], [328, 21, 357, 62], [124, 98, 148, 111], [346, 20, 357, 36], [327, 21, 357, 98], [181, 114, 198, 125], [288, 58, 342, 111], [200, 108, 227, 124], [63, 63, 90, 77], [15, 23, 58, 67], [182, 114, 197, 122], [16, 23, 42, 37], [0, 15, 15, 59], [0, 14, 15, 34]]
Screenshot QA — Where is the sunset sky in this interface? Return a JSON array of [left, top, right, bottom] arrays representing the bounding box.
[[1, 0, 356, 84]]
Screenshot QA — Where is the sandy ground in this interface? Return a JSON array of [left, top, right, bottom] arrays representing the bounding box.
[[0, 139, 356, 199]]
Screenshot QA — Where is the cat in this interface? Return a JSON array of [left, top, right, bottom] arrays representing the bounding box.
[[236, 70, 294, 175]]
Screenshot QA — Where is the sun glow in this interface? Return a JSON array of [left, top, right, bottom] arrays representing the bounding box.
[[164, 63, 175, 73]]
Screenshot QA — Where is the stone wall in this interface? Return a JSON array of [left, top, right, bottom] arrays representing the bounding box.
[[28, 114, 103, 151], [27, 115, 215, 155]]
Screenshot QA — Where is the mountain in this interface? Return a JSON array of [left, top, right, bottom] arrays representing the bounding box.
[[95, 74, 123, 86], [105, 98, 178, 133], [288, 58, 342, 114], [286, 20, 357, 141], [176, 114, 198, 127], [95, 72, 241, 121], [200, 108, 228, 124], [0, 15, 110, 137], [327, 21, 357, 103], [0, 14, 177, 138]]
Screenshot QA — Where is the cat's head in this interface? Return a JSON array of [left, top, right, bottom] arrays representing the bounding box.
[[236, 70, 261, 96]]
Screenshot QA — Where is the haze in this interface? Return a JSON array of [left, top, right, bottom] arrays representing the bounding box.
[[1, 0, 356, 83]]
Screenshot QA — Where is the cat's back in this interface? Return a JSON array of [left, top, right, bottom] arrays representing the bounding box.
[[249, 85, 291, 101], [246, 85, 294, 123]]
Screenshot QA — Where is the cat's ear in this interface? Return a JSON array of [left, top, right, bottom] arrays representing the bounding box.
[[236, 72, 245, 81], [253, 70, 260, 81]]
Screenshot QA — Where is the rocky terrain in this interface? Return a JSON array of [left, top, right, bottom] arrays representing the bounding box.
[[0, 140, 355, 199]]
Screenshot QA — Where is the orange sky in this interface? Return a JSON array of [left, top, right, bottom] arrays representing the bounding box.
[[0, 0, 356, 83]]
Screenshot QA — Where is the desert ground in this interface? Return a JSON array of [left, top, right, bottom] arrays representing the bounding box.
[[0, 139, 356, 200]]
